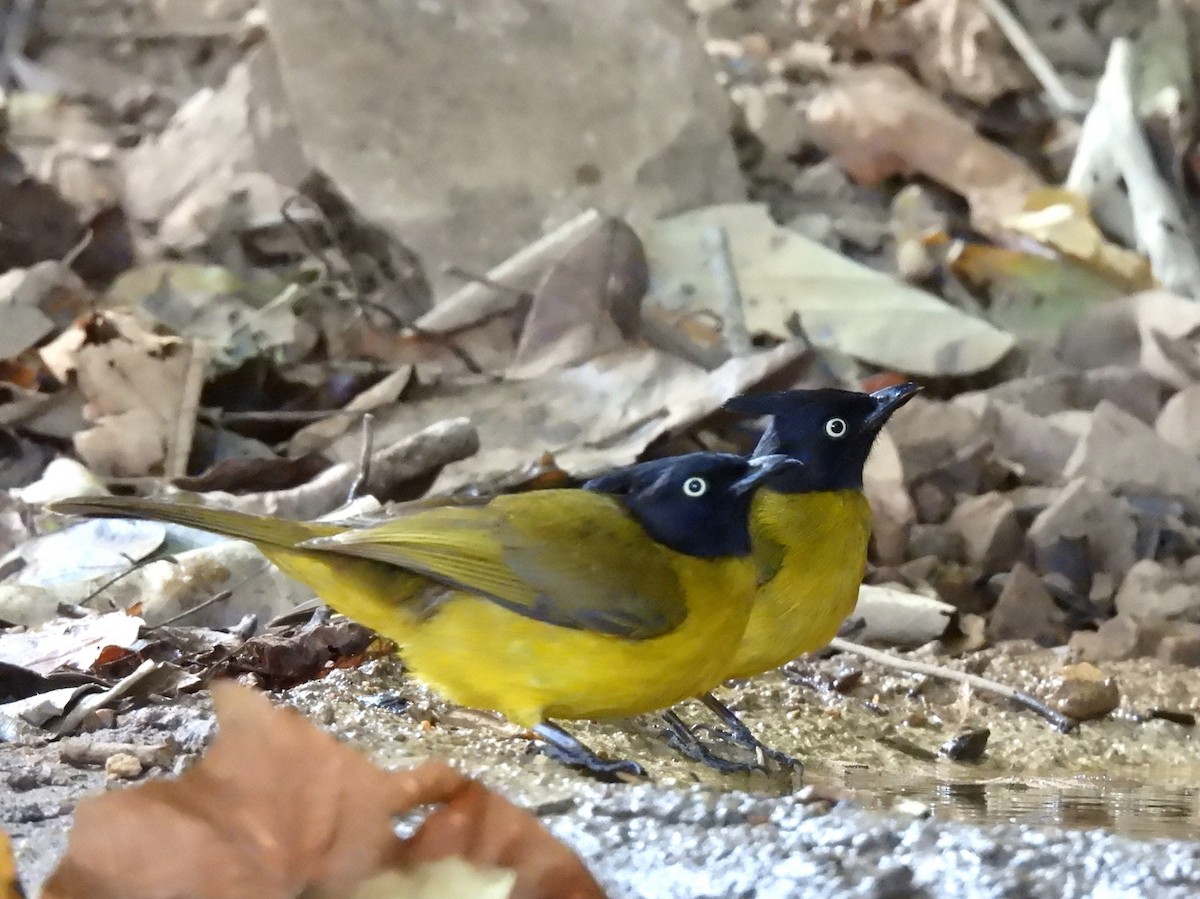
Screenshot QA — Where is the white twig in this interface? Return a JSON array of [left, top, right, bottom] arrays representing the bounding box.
[[974, 0, 1092, 116], [1067, 40, 1200, 298], [829, 637, 1077, 732]]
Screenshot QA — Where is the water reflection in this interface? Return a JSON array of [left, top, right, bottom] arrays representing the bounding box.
[[817, 768, 1200, 840]]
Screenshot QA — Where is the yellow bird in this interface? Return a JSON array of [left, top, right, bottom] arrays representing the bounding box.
[[622, 383, 918, 769], [51, 451, 792, 778]]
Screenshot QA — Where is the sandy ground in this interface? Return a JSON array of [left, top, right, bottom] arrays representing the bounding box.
[[4, 643, 1199, 895]]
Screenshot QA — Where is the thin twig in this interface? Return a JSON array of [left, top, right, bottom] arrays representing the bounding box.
[[974, 0, 1092, 116], [828, 637, 1078, 733], [704, 224, 753, 358], [199, 407, 345, 424], [148, 590, 233, 629], [347, 413, 375, 503], [80, 555, 177, 611]]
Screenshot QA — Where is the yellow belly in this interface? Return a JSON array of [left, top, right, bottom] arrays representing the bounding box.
[[725, 489, 872, 680], [264, 545, 756, 728]]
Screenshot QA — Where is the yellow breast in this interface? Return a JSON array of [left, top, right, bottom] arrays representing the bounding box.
[[725, 488, 872, 680]]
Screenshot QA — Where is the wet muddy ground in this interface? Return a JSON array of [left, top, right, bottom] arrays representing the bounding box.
[[4, 643, 1198, 895]]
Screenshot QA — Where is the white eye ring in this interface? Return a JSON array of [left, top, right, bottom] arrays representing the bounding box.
[[825, 417, 847, 438], [682, 476, 708, 497]]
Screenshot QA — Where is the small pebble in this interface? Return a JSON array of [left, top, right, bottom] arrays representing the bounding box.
[[105, 752, 143, 780], [940, 728, 990, 762], [1043, 663, 1120, 721]]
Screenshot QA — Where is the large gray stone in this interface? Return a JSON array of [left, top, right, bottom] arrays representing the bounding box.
[[260, 0, 744, 299]]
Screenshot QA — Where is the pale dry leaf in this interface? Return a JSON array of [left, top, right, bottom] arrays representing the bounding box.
[[53, 312, 208, 478], [808, 64, 1045, 234], [854, 584, 954, 646], [1133, 291, 1200, 389], [0, 609, 143, 676], [640, 204, 1012, 377], [347, 859, 516, 899]]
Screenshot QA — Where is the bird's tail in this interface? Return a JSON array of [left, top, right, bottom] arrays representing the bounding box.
[[48, 495, 343, 547]]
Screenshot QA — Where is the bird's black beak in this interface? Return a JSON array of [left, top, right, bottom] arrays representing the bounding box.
[[864, 382, 920, 429], [731, 453, 795, 494]]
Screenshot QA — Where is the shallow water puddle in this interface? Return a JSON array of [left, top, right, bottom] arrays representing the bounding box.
[[820, 767, 1200, 840]]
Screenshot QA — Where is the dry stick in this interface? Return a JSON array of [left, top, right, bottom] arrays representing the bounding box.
[[974, 0, 1092, 116], [828, 637, 1078, 733], [347, 413, 375, 504], [1068, 39, 1200, 298], [148, 590, 233, 629], [704, 224, 754, 359]]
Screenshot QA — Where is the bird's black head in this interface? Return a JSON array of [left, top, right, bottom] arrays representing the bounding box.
[[724, 383, 920, 492], [583, 452, 795, 558]]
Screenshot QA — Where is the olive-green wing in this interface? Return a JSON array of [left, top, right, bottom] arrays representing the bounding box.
[[302, 490, 688, 639]]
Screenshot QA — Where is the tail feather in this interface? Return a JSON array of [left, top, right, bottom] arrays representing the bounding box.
[[48, 496, 343, 548]]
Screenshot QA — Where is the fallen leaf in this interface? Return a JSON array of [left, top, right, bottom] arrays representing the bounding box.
[[1002, 189, 1153, 289], [640, 204, 1012, 377], [327, 342, 805, 492], [43, 312, 209, 478], [842, 0, 1030, 104], [42, 682, 604, 899], [6, 517, 166, 587], [1133, 291, 1200, 389], [114, 262, 314, 371], [0, 609, 143, 676], [863, 430, 914, 565], [508, 216, 646, 379], [0, 829, 24, 899], [808, 64, 1045, 234]]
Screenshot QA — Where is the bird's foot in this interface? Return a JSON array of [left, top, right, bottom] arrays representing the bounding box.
[[661, 711, 765, 774], [533, 722, 646, 781], [699, 694, 803, 773]]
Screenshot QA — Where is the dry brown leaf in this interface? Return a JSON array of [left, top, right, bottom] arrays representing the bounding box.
[[1001, 189, 1154, 291], [43, 682, 604, 899], [507, 216, 646, 379], [808, 64, 1044, 234], [40, 312, 208, 478], [846, 0, 1029, 103], [0, 830, 24, 899]]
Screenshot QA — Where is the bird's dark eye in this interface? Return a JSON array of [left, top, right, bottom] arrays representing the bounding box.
[[682, 476, 708, 498], [825, 417, 847, 438]]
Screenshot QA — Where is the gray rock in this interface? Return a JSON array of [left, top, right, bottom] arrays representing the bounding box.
[[1114, 559, 1200, 623], [730, 85, 806, 158], [1156, 384, 1200, 456], [987, 563, 1068, 646], [1064, 402, 1200, 513], [1028, 478, 1138, 583], [1069, 614, 1143, 662], [946, 492, 1023, 575], [260, 0, 744, 299], [1157, 624, 1200, 666], [971, 397, 1080, 485], [906, 524, 964, 562]]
